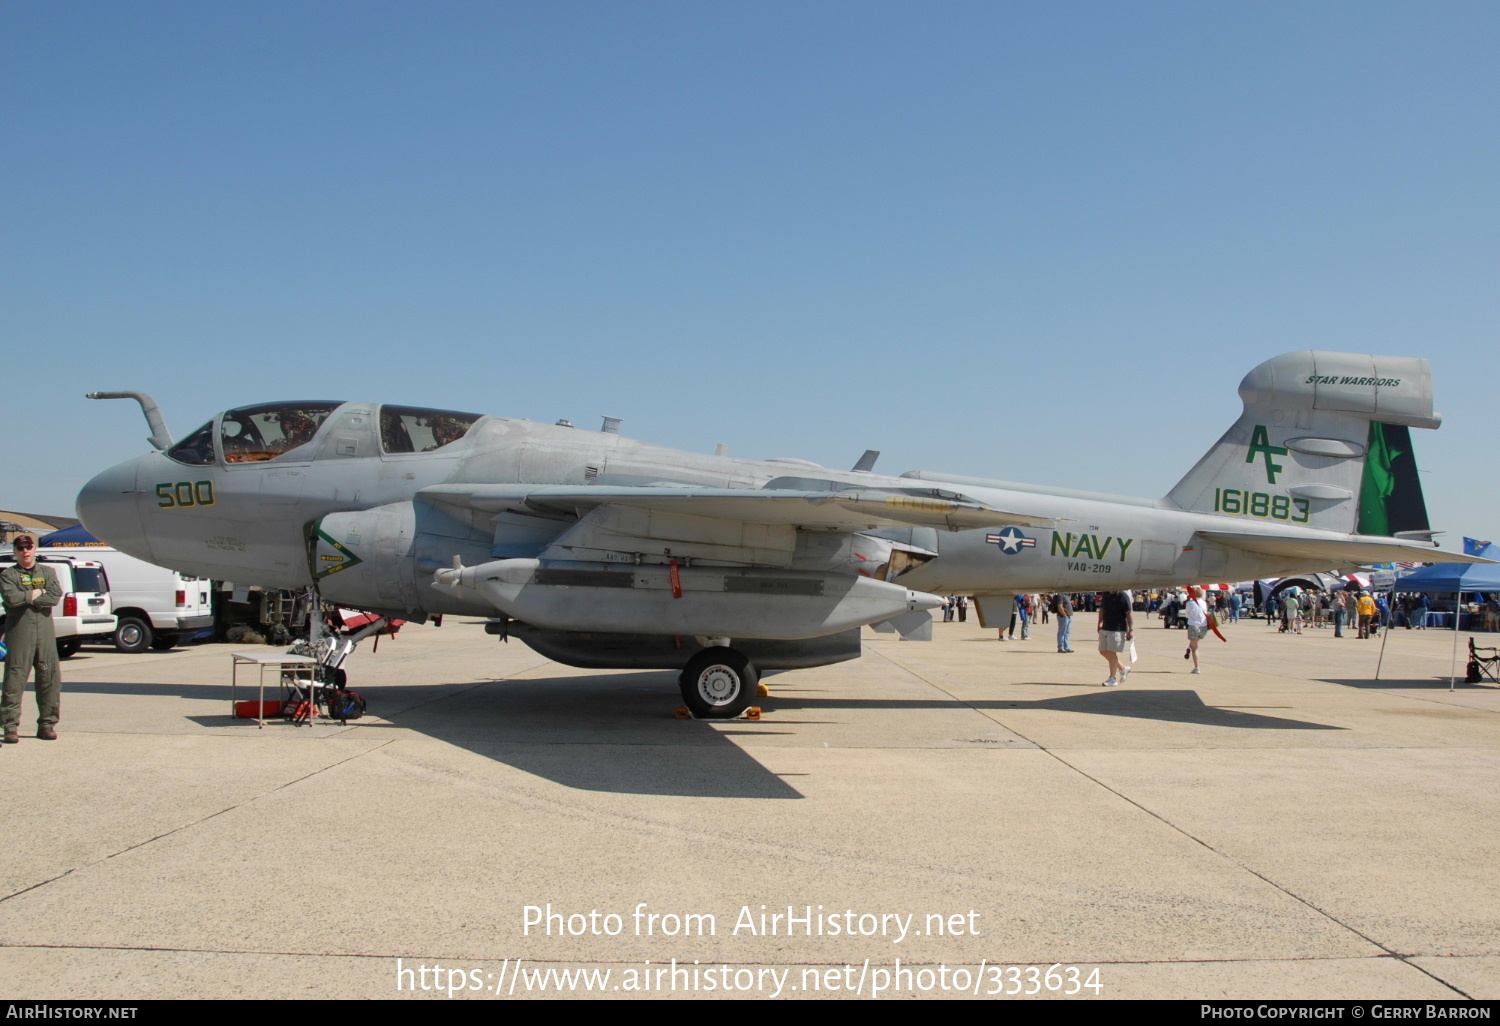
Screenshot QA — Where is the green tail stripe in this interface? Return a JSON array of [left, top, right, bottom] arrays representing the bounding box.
[[1357, 423, 1430, 537]]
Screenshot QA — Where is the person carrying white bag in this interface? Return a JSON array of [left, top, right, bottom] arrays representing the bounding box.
[[1097, 589, 1135, 687]]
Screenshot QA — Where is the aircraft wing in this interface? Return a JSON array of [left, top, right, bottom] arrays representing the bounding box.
[[1197, 530, 1495, 568], [420, 484, 1050, 532]]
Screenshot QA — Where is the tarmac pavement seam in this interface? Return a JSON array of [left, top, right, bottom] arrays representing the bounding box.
[[867, 646, 1050, 750], [1036, 750, 1473, 1000], [0, 736, 397, 908], [866, 645, 1473, 999]]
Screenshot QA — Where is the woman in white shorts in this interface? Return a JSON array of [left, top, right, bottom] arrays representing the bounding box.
[[1184, 586, 1209, 674]]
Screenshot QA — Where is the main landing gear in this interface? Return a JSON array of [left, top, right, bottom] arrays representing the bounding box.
[[677, 646, 760, 719]]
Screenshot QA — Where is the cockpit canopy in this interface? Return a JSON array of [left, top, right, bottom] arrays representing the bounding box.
[[164, 401, 482, 466], [379, 405, 481, 454], [221, 402, 343, 462]]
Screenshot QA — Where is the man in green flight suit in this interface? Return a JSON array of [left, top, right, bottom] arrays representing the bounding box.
[[1, 534, 63, 742]]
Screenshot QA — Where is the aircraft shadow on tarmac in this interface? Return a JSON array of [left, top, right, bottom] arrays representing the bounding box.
[[366, 671, 809, 800], [1319, 677, 1497, 691], [64, 674, 1340, 801], [66, 672, 807, 801], [763, 690, 1344, 731]]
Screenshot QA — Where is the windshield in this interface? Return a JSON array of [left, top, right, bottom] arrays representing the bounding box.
[[220, 402, 343, 463], [167, 420, 217, 466], [379, 406, 480, 454]]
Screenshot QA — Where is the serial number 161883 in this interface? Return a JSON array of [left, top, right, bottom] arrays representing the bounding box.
[[1214, 488, 1310, 523]]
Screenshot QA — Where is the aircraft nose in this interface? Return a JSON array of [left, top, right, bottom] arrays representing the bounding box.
[[77, 459, 150, 557]]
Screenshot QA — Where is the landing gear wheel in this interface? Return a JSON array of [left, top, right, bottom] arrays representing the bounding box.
[[678, 647, 758, 719], [56, 638, 81, 659], [114, 616, 153, 654], [150, 636, 178, 651]]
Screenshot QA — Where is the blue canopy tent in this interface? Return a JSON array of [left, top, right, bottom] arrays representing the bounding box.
[[1376, 543, 1500, 687], [38, 524, 106, 547], [1393, 542, 1500, 598]]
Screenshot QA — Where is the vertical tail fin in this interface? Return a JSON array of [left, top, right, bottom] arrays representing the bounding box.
[[1166, 351, 1438, 538], [1357, 422, 1430, 536]]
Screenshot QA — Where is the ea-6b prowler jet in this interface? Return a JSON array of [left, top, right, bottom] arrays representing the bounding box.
[[78, 351, 1485, 717]]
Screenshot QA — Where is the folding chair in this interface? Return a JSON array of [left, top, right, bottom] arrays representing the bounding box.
[[1466, 638, 1499, 685], [279, 667, 340, 725]]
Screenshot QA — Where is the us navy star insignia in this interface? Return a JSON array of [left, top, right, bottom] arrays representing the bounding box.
[[986, 527, 1036, 555]]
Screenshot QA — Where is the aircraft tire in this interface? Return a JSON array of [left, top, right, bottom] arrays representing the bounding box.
[[114, 616, 153, 654], [56, 638, 82, 659], [150, 636, 178, 651], [678, 647, 758, 719]]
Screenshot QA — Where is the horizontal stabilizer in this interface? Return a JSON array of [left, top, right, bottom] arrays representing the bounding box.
[[1198, 530, 1494, 570]]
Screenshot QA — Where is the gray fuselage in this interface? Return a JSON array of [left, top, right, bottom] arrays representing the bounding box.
[[78, 403, 1357, 623]]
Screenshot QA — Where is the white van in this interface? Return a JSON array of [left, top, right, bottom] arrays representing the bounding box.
[[0, 554, 117, 657], [37, 545, 213, 652]]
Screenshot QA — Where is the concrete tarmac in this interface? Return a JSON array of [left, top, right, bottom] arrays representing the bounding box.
[[1, 612, 1496, 1000]]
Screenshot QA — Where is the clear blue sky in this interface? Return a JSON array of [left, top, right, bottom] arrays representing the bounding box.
[[3, 1, 1496, 549]]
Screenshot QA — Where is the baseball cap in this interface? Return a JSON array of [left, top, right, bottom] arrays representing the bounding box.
[[12, 536, 35, 550]]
